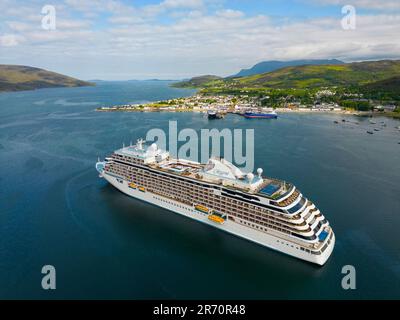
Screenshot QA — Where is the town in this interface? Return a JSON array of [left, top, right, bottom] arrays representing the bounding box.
[[96, 90, 399, 117]]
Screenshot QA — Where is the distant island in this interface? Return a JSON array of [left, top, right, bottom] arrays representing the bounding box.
[[0, 65, 94, 92]]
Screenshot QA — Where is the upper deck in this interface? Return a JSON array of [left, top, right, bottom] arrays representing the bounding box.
[[110, 139, 294, 202]]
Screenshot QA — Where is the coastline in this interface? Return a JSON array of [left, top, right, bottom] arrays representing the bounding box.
[[94, 92, 399, 119], [95, 106, 379, 117]]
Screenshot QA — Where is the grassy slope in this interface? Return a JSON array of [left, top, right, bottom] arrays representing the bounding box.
[[182, 61, 400, 97], [172, 75, 222, 88], [227, 60, 400, 89], [0, 65, 94, 92]]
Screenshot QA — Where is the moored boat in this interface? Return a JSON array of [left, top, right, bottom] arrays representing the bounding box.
[[243, 110, 278, 119]]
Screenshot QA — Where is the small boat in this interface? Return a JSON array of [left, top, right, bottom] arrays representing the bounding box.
[[369, 120, 377, 124], [334, 120, 339, 124], [342, 119, 346, 122], [367, 131, 374, 134], [374, 128, 380, 132], [207, 110, 217, 119], [207, 110, 224, 119]]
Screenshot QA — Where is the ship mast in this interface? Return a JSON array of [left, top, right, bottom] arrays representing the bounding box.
[[137, 138, 145, 150]]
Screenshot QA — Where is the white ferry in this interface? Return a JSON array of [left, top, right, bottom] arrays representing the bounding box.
[[96, 139, 335, 265]]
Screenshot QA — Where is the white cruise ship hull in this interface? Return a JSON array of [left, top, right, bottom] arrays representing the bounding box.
[[100, 169, 335, 266]]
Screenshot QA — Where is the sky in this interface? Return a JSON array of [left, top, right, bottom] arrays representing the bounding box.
[[0, 0, 400, 80]]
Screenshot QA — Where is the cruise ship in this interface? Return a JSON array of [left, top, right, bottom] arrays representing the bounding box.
[[96, 139, 335, 265]]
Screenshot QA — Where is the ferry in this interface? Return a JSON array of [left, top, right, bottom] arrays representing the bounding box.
[[96, 139, 335, 265], [243, 110, 278, 119]]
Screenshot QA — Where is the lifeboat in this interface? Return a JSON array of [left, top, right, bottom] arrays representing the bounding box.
[[208, 211, 226, 224], [194, 204, 209, 214], [128, 182, 137, 189], [138, 186, 146, 192]]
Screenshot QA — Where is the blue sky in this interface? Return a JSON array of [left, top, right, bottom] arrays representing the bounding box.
[[1, 0, 399, 80]]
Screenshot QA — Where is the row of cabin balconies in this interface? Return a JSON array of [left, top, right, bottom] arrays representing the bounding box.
[[108, 167, 317, 240], [130, 166, 311, 228], [277, 189, 300, 207], [230, 209, 311, 233], [109, 164, 323, 234], [237, 218, 316, 249], [233, 213, 317, 242], [113, 154, 144, 165], [112, 161, 305, 220]]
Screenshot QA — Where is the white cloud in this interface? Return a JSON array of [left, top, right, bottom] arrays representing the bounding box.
[[0, 34, 24, 47], [215, 9, 244, 19], [162, 0, 204, 10], [307, 0, 400, 10], [6, 21, 33, 32], [56, 18, 92, 29], [0, 0, 399, 79]]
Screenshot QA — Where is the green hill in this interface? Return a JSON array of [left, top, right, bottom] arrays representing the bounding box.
[[182, 60, 400, 95], [226, 60, 400, 89], [0, 65, 94, 92], [172, 75, 222, 88], [361, 75, 400, 100], [231, 59, 344, 77], [362, 75, 400, 92]]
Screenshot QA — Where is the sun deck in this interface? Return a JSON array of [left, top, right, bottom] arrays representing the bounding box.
[[114, 140, 294, 198], [147, 158, 294, 200]]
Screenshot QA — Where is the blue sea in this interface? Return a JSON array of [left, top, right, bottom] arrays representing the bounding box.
[[0, 81, 399, 299]]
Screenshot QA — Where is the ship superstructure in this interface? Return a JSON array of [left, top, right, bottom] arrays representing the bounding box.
[[96, 139, 335, 265]]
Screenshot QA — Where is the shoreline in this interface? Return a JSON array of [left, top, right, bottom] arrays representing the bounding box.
[[95, 107, 388, 117], [95, 107, 400, 119], [95, 92, 399, 119]]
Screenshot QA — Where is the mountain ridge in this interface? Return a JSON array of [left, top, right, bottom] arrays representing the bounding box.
[[171, 75, 222, 88], [231, 59, 345, 78], [0, 65, 94, 92]]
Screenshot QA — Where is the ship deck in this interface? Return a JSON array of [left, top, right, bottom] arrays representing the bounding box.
[[147, 158, 291, 199]]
